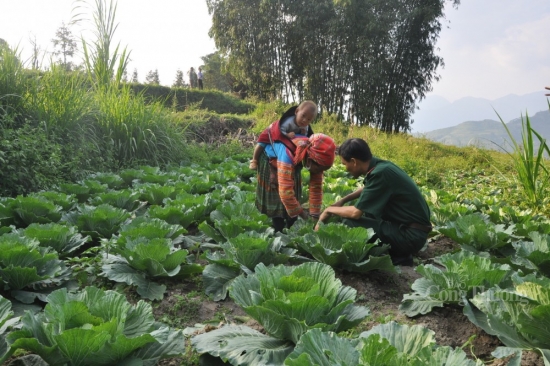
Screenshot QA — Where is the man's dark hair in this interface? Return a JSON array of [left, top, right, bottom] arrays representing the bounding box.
[[338, 138, 372, 162]]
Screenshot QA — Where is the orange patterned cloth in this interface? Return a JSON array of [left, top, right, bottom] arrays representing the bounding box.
[[276, 134, 335, 217], [276, 159, 326, 217], [293, 133, 336, 167]]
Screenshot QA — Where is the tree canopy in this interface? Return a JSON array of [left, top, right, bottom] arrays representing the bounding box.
[[207, 0, 460, 132]]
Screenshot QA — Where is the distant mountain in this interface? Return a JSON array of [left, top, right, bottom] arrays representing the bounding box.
[[411, 91, 549, 133], [422, 110, 550, 151]]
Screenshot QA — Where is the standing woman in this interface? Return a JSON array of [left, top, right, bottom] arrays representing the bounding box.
[[255, 109, 336, 231]]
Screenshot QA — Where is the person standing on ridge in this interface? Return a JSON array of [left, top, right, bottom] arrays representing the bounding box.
[[197, 67, 204, 90], [188, 67, 197, 88]]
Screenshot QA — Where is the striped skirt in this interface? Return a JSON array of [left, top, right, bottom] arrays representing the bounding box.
[[255, 153, 302, 218]]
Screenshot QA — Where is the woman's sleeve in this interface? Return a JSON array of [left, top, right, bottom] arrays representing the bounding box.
[[276, 160, 303, 217], [308, 172, 324, 217]]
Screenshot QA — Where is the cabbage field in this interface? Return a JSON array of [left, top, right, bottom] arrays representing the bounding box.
[[0, 154, 549, 365]]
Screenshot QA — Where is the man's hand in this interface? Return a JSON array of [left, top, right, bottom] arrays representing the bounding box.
[[314, 209, 331, 231], [287, 132, 296, 138], [546, 86, 550, 96]]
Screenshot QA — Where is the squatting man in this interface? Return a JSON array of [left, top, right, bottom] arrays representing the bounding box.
[[314, 138, 432, 266]]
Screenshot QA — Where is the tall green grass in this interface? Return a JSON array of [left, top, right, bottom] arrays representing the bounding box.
[[496, 110, 550, 209], [25, 64, 91, 131], [94, 85, 186, 167], [0, 45, 26, 120], [74, 0, 130, 89]]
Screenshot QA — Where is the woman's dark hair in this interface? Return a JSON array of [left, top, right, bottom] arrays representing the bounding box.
[[338, 138, 372, 162]]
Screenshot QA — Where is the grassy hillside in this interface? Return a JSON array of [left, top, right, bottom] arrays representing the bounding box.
[[246, 101, 512, 187]]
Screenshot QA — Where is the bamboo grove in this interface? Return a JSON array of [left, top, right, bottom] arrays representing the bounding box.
[[206, 0, 460, 132]]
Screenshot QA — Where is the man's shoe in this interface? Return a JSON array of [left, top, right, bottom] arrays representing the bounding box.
[[391, 254, 413, 266]]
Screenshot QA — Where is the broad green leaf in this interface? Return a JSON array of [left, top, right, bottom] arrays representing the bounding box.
[[131, 329, 186, 366], [55, 328, 111, 366], [400, 251, 512, 317], [192, 325, 293, 365], [360, 321, 436, 358], [203, 263, 241, 301], [284, 329, 359, 366], [491, 347, 523, 366]]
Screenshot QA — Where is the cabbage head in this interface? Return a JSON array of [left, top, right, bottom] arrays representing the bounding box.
[[230, 262, 369, 343], [4, 287, 185, 365]]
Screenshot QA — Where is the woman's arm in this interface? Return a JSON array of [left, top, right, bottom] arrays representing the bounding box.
[[276, 160, 303, 218], [308, 172, 323, 217]]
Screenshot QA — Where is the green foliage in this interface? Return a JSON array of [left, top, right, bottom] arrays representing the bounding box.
[[145, 69, 160, 85], [118, 216, 187, 242], [285, 222, 395, 273], [90, 189, 142, 211], [0, 45, 25, 115], [93, 84, 186, 167], [464, 281, 550, 364], [24, 64, 91, 131], [438, 213, 515, 254], [199, 194, 271, 242], [62, 204, 130, 240], [3, 287, 186, 365], [0, 295, 19, 361], [0, 124, 65, 197], [202, 231, 297, 301], [13, 223, 90, 257], [192, 325, 294, 365], [51, 22, 78, 71], [496, 110, 550, 210], [193, 262, 369, 364], [229, 262, 369, 344], [10, 196, 63, 227], [201, 52, 239, 93], [400, 250, 513, 317], [102, 235, 202, 301], [512, 232, 550, 277], [31, 192, 77, 211], [75, 0, 130, 88], [284, 323, 483, 366], [0, 235, 69, 298], [87, 172, 126, 189]]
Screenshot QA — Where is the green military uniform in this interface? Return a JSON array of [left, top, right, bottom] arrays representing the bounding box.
[[343, 157, 431, 256]]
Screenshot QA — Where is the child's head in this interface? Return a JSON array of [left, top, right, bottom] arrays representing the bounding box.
[[295, 100, 318, 128]]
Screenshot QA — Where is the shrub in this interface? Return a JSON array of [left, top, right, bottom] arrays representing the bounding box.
[[0, 124, 64, 197]]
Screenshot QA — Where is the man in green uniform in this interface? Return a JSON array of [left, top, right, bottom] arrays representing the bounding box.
[[315, 138, 431, 265]]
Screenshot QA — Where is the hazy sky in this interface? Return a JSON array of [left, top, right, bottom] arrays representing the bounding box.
[[0, 0, 217, 86], [1, 0, 549, 102]]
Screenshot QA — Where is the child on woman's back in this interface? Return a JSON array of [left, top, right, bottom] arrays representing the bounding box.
[[249, 101, 318, 169]]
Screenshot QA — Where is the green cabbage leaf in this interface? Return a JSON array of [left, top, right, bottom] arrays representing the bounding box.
[[4, 287, 185, 365], [400, 250, 513, 317], [286, 222, 395, 273]]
